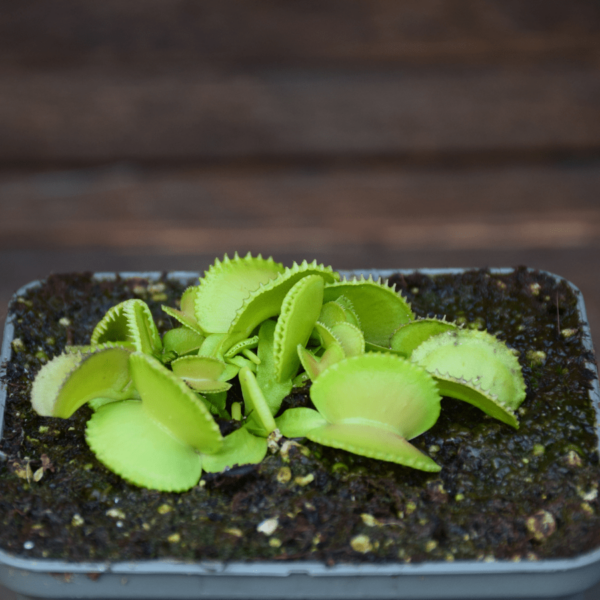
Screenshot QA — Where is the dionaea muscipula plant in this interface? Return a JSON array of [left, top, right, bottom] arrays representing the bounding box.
[[29, 253, 527, 491]]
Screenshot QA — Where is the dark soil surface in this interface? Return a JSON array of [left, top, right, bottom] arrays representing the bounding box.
[[1, 268, 599, 565]]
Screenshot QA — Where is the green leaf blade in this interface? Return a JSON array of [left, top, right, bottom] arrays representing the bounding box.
[[31, 352, 84, 417], [86, 400, 202, 492], [310, 353, 441, 440], [202, 427, 268, 473], [323, 278, 413, 347], [239, 366, 277, 437], [391, 318, 458, 357], [129, 353, 223, 454], [92, 299, 162, 356], [276, 407, 327, 438], [162, 327, 205, 358], [171, 355, 231, 393], [273, 274, 325, 382], [195, 253, 285, 334], [307, 423, 440, 472], [33, 346, 134, 419], [256, 320, 293, 415], [227, 261, 339, 348], [162, 305, 205, 336], [330, 322, 365, 357], [297, 342, 345, 381], [411, 329, 526, 426]]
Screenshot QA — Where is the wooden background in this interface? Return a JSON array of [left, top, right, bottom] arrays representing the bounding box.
[[1, 3, 600, 597]]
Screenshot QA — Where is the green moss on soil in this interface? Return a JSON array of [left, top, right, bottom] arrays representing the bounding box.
[[0, 268, 599, 564]]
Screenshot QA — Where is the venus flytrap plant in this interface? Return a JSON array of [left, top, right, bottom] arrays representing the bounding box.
[[29, 253, 529, 492]]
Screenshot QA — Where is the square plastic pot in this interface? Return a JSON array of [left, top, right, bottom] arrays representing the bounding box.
[[1, 269, 599, 600]]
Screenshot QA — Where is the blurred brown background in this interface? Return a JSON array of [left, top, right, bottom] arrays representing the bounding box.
[[1, 1, 600, 335], [1, 2, 600, 598]]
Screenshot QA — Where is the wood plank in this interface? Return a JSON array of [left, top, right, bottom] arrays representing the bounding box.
[[1, 214, 599, 254], [3, 162, 599, 222], [2, 1, 599, 69], [1, 67, 599, 162], [1, 162, 599, 253]]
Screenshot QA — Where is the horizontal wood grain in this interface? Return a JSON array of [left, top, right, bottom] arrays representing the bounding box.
[[1, 66, 599, 162], [1, 214, 598, 254], [2, 1, 599, 69], [1, 162, 599, 252]]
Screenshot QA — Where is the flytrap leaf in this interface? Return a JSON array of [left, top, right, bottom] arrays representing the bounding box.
[[308, 424, 440, 472], [323, 278, 413, 347], [273, 274, 325, 382], [313, 320, 364, 358], [304, 321, 349, 380], [300, 353, 442, 471], [255, 320, 293, 416], [91, 299, 162, 356], [202, 427, 268, 473], [411, 329, 526, 428], [195, 253, 285, 334], [318, 297, 360, 329], [318, 301, 347, 329], [198, 333, 230, 361], [227, 260, 339, 348], [276, 406, 328, 438], [31, 346, 133, 418], [329, 322, 365, 357], [203, 390, 229, 419], [86, 400, 203, 492], [130, 352, 223, 454], [171, 355, 232, 393], [227, 355, 257, 372], [239, 366, 277, 437], [224, 336, 259, 359], [311, 353, 441, 439], [390, 318, 458, 357], [162, 327, 205, 359], [162, 286, 204, 335], [31, 352, 82, 416], [313, 321, 339, 349], [297, 342, 345, 381], [334, 295, 361, 328]]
